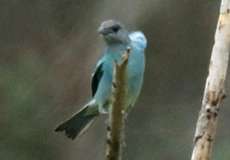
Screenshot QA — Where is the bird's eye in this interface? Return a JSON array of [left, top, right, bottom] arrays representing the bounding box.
[[111, 25, 121, 33]]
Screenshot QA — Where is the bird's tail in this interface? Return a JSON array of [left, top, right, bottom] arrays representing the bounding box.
[[55, 101, 98, 139]]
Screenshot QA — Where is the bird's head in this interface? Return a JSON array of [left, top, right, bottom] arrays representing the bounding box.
[[98, 20, 129, 44]]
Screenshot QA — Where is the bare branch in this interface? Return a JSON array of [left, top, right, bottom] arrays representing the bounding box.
[[105, 48, 131, 160], [191, 1, 230, 160]]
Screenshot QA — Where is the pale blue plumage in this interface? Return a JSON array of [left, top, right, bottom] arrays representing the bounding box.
[[55, 20, 147, 139], [94, 31, 146, 113]]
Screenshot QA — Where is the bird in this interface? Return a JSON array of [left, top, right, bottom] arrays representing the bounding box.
[[55, 20, 147, 140]]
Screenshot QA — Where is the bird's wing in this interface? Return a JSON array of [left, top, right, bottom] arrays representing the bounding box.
[[129, 31, 147, 49], [91, 60, 104, 97]]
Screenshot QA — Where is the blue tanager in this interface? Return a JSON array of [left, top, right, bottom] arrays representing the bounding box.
[[55, 20, 147, 139]]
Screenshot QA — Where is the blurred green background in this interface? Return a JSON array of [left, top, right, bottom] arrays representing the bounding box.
[[1, 0, 230, 160]]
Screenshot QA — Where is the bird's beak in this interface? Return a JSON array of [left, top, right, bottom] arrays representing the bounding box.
[[97, 26, 103, 34], [98, 27, 111, 35]]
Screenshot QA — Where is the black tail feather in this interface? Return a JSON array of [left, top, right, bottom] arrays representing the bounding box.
[[55, 105, 98, 139]]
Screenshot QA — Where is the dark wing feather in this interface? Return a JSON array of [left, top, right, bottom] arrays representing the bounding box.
[[91, 62, 104, 97]]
